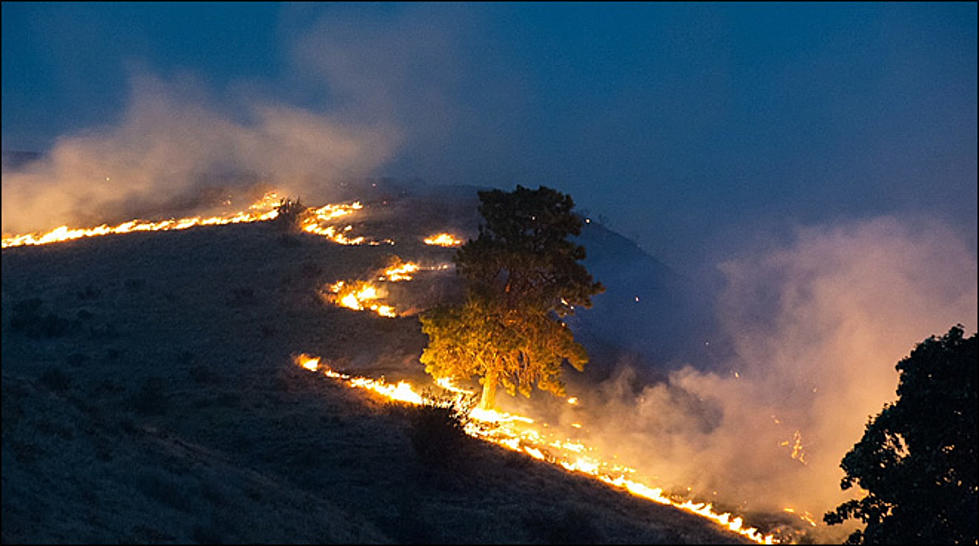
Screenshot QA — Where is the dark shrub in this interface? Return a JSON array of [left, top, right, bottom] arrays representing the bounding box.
[[65, 352, 89, 367], [228, 286, 256, 306], [525, 506, 602, 544], [189, 364, 221, 385], [134, 469, 192, 512], [10, 298, 71, 338], [39, 367, 71, 392], [132, 377, 168, 415], [75, 284, 102, 300], [124, 278, 147, 291], [272, 196, 307, 232], [405, 403, 473, 470]]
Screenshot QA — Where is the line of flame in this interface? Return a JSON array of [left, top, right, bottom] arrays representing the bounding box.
[[293, 353, 780, 544], [423, 232, 463, 247], [1, 192, 284, 249]]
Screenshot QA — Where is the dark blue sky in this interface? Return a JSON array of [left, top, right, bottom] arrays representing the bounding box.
[[3, 2, 976, 270]]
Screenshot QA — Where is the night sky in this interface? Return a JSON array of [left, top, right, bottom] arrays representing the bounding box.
[[3, 2, 976, 271]]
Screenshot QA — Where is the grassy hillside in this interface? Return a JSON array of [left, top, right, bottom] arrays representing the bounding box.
[[1, 195, 746, 544]]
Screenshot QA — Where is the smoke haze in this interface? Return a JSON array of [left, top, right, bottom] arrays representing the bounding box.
[[1, 71, 398, 234], [549, 215, 977, 538]]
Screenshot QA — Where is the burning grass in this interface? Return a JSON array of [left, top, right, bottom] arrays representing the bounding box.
[[293, 353, 781, 544]]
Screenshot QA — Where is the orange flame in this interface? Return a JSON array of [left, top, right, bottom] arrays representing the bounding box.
[[1, 191, 283, 249], [423, 233, 463, 247], [327, 280, 397, 318], [294, 353, 780, 544]]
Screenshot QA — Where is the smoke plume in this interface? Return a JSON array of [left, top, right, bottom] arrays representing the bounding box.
[[548, 215, 977, 537], [1, 71, 398, 235]]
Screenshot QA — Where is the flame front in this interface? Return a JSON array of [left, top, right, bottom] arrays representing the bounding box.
[[327, 281, 397, 318], [1, 193, 397, 249], [423, 232, 463, 247], [381, 260, 421, 281], [1, 191, 283, 249], [294, 353, 780, 544]]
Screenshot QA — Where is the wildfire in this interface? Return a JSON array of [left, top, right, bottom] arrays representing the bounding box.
[[326, 280, 397, 318], [294, 353, 781, 544], [380, 260, 421, 282], [423, 232, 463, 247], [296, 201, 394, 246], [324, 258, 452, 318], [1, 191, 283, 249], [1, 193, 398, 249]]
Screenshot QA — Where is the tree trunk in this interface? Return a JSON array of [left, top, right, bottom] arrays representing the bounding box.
[[479, 373, 498, 410]]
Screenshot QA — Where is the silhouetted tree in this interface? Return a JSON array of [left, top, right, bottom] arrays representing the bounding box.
[[272, 196, 306, 231], [825, 325, 977, 544], [420, 185, 604, 409]]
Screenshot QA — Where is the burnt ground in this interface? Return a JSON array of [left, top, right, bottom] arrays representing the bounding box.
[[1, 195, 746, 544]]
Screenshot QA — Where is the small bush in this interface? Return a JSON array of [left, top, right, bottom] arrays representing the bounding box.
[[524, 506, 602, 544], [39, 367, 71, 392], [273, 196, 307, 232], [134, 470, 192, 513], [65, 352, 89, 367], [228, 286, 256, 306], [87, 322, 118, 339], [75, 284, 102, 300], [259, 323, 276, 339], [189, 364, 222, 385], [10, 298, 71, 338], [131, 377, 168, 415], [300, 261, 323, 279], [405, 403, 473, 470], [124, 278, 147, 291]]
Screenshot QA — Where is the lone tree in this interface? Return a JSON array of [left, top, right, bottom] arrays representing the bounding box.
[[825, 325, 977, 544], [420, 185, 604, 410]]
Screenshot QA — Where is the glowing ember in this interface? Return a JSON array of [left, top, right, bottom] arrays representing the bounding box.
[[779, 430, 807, 465], [783, 508, 818, 528], [1, 191, 282, 249], [294, 353, 780, 544], [423, 232, 463, 247]]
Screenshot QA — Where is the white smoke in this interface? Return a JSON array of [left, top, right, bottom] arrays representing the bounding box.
[[556, 215, 977, 538], [1, 71, 399, 235]]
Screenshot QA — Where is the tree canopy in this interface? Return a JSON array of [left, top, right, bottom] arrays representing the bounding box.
[[420, 185, 604, 409], [824, 325, 977, 544]]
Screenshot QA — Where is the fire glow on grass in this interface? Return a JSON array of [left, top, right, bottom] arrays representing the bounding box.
[[293, 353, 780, 544], [1, 191, 284, 249], [423, 232, 463, 247]]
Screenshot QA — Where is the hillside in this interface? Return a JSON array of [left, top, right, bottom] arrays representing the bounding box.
[[1, 190, 749, 544]]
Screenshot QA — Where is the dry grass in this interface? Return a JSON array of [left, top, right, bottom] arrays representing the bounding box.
[[1, 192, 746, 544]]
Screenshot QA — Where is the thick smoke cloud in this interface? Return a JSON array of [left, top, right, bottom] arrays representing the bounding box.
[[545, 216, 977, 537], [1, 71, 399, 234]]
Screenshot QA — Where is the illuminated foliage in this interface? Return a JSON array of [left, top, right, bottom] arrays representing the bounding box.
[[420, 185, 603, 409], [825, 325, 977, 544]]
